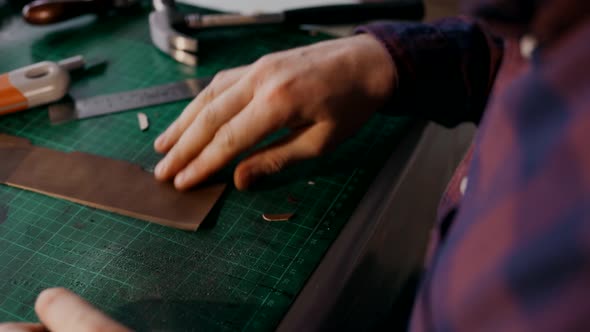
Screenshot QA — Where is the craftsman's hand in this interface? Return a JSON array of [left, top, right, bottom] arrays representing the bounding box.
[[0, 288, 130, 332], [154, 34, 396, 190]]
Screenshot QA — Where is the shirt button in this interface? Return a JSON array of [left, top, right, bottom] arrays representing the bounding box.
[[520, 34, 537, 59], [460, 176, 469, 195]]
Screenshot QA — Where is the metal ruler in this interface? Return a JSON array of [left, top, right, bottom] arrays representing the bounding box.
[[48, 77, 212, 124]]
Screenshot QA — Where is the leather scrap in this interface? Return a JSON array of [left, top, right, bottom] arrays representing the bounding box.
[[262, 213, 294, 222], [0, 134, 226, 231]]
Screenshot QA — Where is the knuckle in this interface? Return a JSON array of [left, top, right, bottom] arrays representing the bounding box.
[[265, 153, 287, 174], [165, 146, 189, 170], [201, 84, 217, 102], [201, 104, 218, 126], [264, 78, 297, 106], [255, 54, 276, 69], [258, 79, 299, 126], [215, 124, 236, 150], [252, 54, 283, 79], [212, 69, 230, 82]]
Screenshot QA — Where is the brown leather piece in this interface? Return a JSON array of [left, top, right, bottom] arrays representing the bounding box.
[[0, 134, 33, 147], [0, 146, 32, 182], [0, 134, 226, 231]]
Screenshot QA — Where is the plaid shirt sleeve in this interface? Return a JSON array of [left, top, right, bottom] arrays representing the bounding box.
[[410, 17, 590, 330], [362, 0, 590, 332], [362, 2, 590, 331], [356, 17, 503, 127]]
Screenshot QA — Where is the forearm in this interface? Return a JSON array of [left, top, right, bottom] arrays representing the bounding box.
[[357, 17, 504, 127]]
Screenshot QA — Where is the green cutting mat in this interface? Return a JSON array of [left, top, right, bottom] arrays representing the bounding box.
[[0, 4, 409, 331]]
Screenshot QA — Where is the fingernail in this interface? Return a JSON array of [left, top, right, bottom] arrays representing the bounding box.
[[155, 134, 166, 147], [175, 172, 186, 188], [155, 161, 166, 177]]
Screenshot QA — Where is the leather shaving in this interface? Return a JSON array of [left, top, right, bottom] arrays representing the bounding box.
[[262, 213, 294, 222]]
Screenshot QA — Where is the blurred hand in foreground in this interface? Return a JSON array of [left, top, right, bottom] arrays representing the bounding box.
[[0, 288, 129, 332]]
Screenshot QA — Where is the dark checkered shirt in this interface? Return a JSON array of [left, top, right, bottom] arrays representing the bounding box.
[[359, 0, 590, 330]]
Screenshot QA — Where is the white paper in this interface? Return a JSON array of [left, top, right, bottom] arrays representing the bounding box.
[[177, 0, 358, 14]]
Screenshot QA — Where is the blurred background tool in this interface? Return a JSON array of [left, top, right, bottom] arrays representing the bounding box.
[[20, 0, 423, 66], [22, 0, 139, 24], [174, 1, 424, 29], [150, 0, 424, 65], [176, 0, 357, 14], [0, 55, 85, 116]]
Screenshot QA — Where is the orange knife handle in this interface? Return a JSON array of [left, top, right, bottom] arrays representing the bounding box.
[[0, 74, 28, 116], [0, 61, 71, 116]]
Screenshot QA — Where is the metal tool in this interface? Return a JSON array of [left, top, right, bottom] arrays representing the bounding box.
[[0, 56, 87, 116], [22, 0, 423, 66], [22, 0, 138, 25], [149, 0, 424, 66], [150, 1, 199, 67], [48, 76, 211, 124]]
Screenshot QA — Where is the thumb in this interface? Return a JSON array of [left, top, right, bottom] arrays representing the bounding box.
[[35, 288, 130, 332], [0, 323, 45, 332], [234, 124, 332, 190]]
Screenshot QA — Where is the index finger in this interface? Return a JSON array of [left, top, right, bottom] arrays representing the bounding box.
[[173, 97, 286, 190], [154, 66, 248, 154], [35, 288, 130, 332]]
